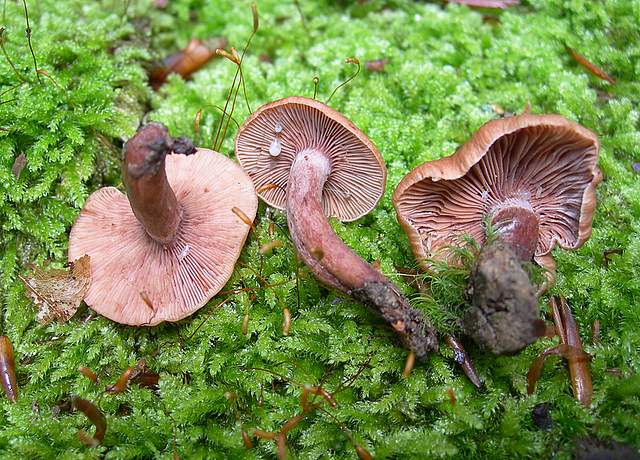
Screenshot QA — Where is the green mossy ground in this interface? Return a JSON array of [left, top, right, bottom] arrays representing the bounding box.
[[1, 0, 639, 458]]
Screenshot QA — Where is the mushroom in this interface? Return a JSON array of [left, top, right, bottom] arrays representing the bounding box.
[[393, 114, 601, 354], [68, 123, 258, 326], [235, 96, 438, 359]]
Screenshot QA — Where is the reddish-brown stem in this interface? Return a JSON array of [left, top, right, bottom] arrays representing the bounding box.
[[490, 205, 539, 261], [444, 335, 482, 388], [591, 320, 601, 344], [527, 298, 592, 406], [286, 148, 438, 359], [566, 46, 616, 85], [276, 432, 287, 460], [446, 388, 457, 406], [555, 297, 593, 406], [402, 351, 416, 379], [0, 336, 18, 403], [253, 430, 276, 440], [242, 430, 254, 449], [123, 123, 182, 245], [78, 366, 98, 383], [281, 413, 307, 435], [71, 396, 107, 446], [300, 385, 336, 409]]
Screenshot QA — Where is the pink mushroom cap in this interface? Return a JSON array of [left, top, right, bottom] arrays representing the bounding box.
[[235, 96, 386, 222], [68, 149, 258, 326], [393, 114, 602, 272]]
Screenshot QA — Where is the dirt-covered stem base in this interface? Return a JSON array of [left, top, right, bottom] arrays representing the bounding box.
[[464, 240, 543, 354]]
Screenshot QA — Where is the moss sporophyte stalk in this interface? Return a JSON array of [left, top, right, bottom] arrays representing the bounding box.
[[0, 0, 639, 458]]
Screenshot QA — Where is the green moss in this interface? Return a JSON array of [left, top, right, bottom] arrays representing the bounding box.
[[1, 0, 639, 458]]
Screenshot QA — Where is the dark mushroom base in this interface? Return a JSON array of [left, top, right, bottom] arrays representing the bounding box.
[[351, 281, 438, 359], [464, 240, 544, 354], [574, 437, 640, 460]]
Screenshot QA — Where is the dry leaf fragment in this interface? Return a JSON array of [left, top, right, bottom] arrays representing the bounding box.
[[566, 47, 616, 85], [19, 255, 91, 324], [365, 58, 389, 73], [106, 360, 159, 394], [0, 336, 18, 403], [11, 153, 27, 179], [149, 37, 228, 90]]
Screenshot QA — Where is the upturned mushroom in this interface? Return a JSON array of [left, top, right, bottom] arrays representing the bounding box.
[[68, 123, 258, 326], [393, 114, 601, 354], [235, 96, 438, 359]]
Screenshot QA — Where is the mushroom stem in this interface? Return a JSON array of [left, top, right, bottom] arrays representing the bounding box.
[[463, 205, 544, 354], [123, 123, 182, 245], [465, 240, 544, 354], [287, 148, 438, 359], [490, 205, 539, 261]]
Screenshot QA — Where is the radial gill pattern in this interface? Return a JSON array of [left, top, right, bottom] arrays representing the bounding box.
[[68, 150, 257, 326], [235, 97, 386, 222], [394, 116, 601, 264]]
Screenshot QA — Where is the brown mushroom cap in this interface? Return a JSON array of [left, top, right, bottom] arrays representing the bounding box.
[[235, 96, 386, 222], [393, 114, 601, 268], [68, 149, 257, 326]]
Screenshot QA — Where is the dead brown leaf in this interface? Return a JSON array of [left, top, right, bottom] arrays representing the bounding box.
[[365, 58, 389, 73], [149, 37, 228, 90], [20, 255, 91, 324], [11, 153, 27, 179], [566, 46, 616, 85]]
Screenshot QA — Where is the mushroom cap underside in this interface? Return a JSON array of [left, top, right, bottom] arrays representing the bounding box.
[[68, 149, 258, 326], [393, 114, 601, 266], [235, 96, 386, 222]]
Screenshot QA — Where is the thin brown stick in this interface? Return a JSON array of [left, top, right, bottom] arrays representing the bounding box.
[[0, 336, 18, 402], [402, 351, 415, 379], [217, 279, 289, 296], [445, 335, 482, 388], [213, 4, 258, 150], [333, 355, 372, 395], [527, 297, 592, 406], [558, 297, 592, 406], [71, 397, 106, 446], [0, 82, 24, 98], [78, 366, 98, 383], [0, 28, 28, 83], [21, 0, 39, 81], [591, 320, 600, 344], [282, 307, 291, 336], [186, 297, 230, 341], [326, 57, 360, 104], [550, 297, 567, 344], [293, 0, 307, 30]]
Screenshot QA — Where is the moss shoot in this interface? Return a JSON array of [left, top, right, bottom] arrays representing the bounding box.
[[1, 0, 639, 458]]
